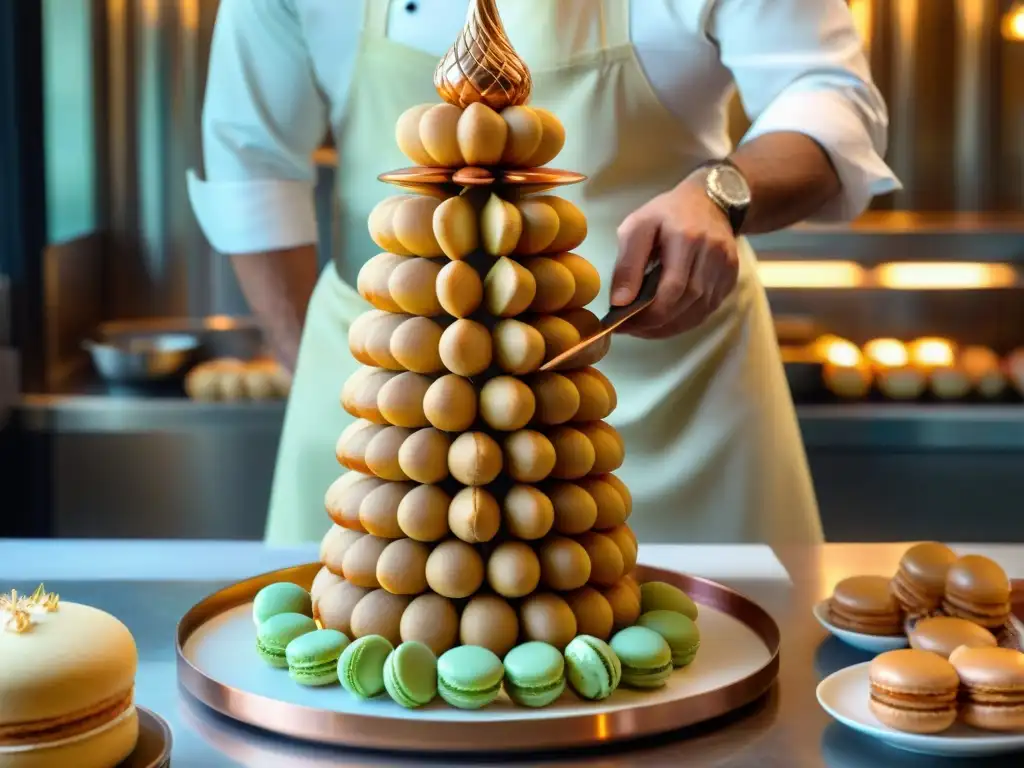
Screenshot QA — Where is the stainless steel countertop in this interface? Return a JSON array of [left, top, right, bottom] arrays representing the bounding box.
[[2, 540, 1022, 767]]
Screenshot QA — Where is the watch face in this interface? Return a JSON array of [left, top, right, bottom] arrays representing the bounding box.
[[709, 166, 752, 207]]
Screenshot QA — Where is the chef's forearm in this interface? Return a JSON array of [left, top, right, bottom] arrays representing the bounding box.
[[722, 131, 842, 235], [230, 246, 318, 371]]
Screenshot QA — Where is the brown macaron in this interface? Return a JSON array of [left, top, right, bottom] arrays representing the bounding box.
[[310, 566, 345, 611], [348, 589, 410, 646], [324, 472, 380, 532], [358, 481, 412, 539], [316, 579, 372, 636], [425, 539, 485, 599], [396, 484, 451, 542], [375, 538, 431, 595], [943, 555, 1012, 630], [868, 649, 959, 734], [448, 486, 501, 544], [341, 534, 391, 588], [502, 484, 555, 540], [519, 592, 578, 651], [538, 536, 592, 591], [400, 592, 460, 656], [949, 645, 1024, 732], [460, 594, 520, 658], [564, 586, 615, 640], [320, 526, 364, 575], [909, 616, 998, 659], [829, 575, 904, 636], [448, 432, 503, 486], [576, 531, 626, 587], [601, 579, 642, 630], [546, 482, 598, 535], [891, 542, 958, 616], [486, 541, 542, 598]]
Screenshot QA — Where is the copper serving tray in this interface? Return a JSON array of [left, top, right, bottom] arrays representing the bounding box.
[[176, 563, 780, 753]]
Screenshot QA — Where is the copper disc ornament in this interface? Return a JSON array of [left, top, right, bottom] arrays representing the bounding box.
[[378, 167, 586, 195]]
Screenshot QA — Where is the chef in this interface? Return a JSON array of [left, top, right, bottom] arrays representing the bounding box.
[[189, 0, 898, 548]]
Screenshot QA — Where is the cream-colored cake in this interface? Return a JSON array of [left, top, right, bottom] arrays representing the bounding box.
[[0, 590, 138, 768]]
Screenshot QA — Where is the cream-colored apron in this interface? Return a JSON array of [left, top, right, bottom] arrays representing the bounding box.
[[266, 0, 823, 549]]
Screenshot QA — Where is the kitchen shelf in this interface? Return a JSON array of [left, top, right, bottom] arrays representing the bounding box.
[[797, 403, 1024, 450], [750, 212, 1024, 265]]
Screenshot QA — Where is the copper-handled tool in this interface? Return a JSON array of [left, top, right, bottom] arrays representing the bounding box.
[[539, 260, 663, 371]]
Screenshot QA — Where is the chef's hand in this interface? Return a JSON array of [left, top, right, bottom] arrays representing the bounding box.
[[611, 174, 740, 339]]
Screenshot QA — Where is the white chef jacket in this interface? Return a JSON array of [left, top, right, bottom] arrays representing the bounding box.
[[189, 0, 899, 255]]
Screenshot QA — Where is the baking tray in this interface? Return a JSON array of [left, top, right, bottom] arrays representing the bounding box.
[[176, 563, 780, 753]]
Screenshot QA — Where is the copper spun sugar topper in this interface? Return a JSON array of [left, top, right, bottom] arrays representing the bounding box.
[[434, 0, 532, 110]]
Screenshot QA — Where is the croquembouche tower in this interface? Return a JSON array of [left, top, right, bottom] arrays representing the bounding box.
[[312, 0, 639, 658]]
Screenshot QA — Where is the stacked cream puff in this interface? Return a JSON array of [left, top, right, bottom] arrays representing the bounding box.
[[311, 99, 639, 660]]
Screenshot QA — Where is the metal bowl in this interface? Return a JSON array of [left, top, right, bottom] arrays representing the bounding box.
[[83, 334, 200, 384], [95, 317, 266, 363]]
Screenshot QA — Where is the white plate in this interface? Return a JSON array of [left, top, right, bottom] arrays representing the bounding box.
[[817, 662, 1024, 757], [813, 600, 909, 653], [182, 601, 771, 725]]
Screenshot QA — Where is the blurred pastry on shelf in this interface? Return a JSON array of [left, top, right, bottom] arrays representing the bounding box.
[[907, 337, 955, 372], [877, 367, 926, 401], [960, 346, 1007, 399], [1007, 348, 1024, 397], [818, 336, 872, 399], [863, 338, 908, 373], [185, 358, 292, 402], [863, 338, 925, 401]]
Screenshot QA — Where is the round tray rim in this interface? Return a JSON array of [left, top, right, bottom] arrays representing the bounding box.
[[175, 562, 780, 753]]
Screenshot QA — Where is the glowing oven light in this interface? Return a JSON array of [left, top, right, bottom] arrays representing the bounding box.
[[874, 262, 1017, 290], [1003, 0, 1024, 41], [757, 261, 866, 289]]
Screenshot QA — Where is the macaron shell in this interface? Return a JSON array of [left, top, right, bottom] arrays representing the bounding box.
[[564, 635, 621, 701], [945, 554, 1011, 605], [253, 582, 313, 626], [899, 542, 957, 591], [503, 641, 566, 708], [383, 641, 438, 708], [960, 702, 1024, 732], [636, 610, 700, 667], [256, 613, 318, 668], [286, 629, 350, 686], [609, 626, 673, 689], [639, 581, 698, 621], [868, 697, 957, 734], [437, 645, 505, 709], [908, 616, 998, 658], [869, 649, 961, 695], [338, 635, 394, 698]]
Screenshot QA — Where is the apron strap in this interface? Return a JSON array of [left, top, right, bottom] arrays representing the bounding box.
[[602, 0, 631, 49], [363, 0, 391, 39]]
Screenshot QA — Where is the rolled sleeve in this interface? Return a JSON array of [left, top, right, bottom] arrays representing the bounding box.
[[189, 0, 328, 254], [708, 0, 901, 222]]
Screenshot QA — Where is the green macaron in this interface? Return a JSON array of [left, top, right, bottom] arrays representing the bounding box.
[[636, 610, 701, 667], [383, 641, 438, 709], [609, 626, 673, 689], [564, 635, 621, 701], [253, 582, 313, 626], [640, 581, 698, 621], [503, 642, 565, 708], [256, 612, 317, 668], [437, 645, 504, 710], [286, 628, 351, 686], [338, 634, 394, 699]]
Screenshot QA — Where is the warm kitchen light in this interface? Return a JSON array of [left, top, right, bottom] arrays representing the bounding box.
[[848, 0, 872, 49], [863, 338, 909, 369], [874, 262, 1018, 289], [908, 337, 956, 369], [1003, 0, 1024, 41], [757, 261, 866, 289], [818, 337, 863, 368]]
